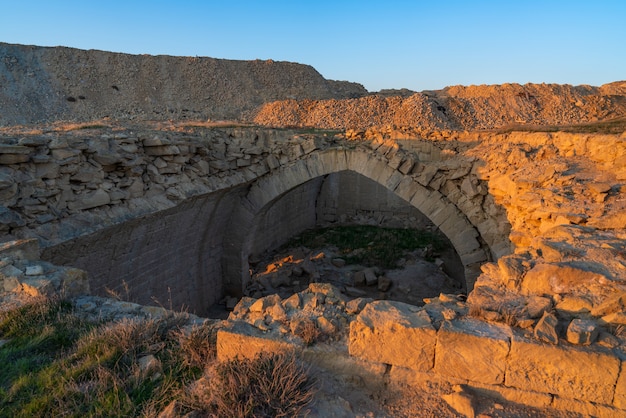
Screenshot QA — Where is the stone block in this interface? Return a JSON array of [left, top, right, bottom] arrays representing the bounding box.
[[521, 263, 608, 297], [566, 318, 598, 345], [591, 292, 626, 317], [217, 321, 297, 362], [467, 382, 552, 410], [349, 301, 436, 372], [0, 239, 40, 260], [434, 319, 510, 385], [398, 157, 415, 174], [393, 176, 420, 202], [614, 359, 626, 409], [442, 391, 475, 418], [347, 150, 374, 174], [68, 189, 111, 211], [533, 311, 559, 344], [0, 153, 30, 164], [144, 145, 180, 156], [505, 334, 620, 403], [497, 255, 526, 283], [0, 206, 25, 228], [59, 267, 90, 297], [363, 268, 377, 286], [0, 145, 31, 155], [552, 396, 623, 417]]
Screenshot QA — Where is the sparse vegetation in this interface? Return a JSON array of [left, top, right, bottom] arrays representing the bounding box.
[[189, 351, 315, 417], [496, 116, 626, 135], [285, 225, 449, 268], [0, 297, 314, 417]]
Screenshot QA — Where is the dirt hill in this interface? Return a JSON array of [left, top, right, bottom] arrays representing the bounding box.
[[0, 42, 367, 126], [2, 42, 626, 131], [253, 81, 626, 130]]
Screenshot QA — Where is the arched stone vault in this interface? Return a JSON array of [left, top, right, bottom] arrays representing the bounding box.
[[223, 148, 501, 297]]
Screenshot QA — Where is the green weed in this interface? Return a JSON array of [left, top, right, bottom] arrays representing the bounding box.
[[285, 225, 448, 268]]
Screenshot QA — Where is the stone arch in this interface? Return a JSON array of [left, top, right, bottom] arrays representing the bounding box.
[[223, 148, 500, 296]]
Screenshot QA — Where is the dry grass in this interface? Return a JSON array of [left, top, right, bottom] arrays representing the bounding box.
[[496, 116, 626, 135], [468, 303, 519, 326], [1, 297, 316, 417], [292, 316, 322, 346], [171, 324, 216, 368], [187, 351, 316, 417]]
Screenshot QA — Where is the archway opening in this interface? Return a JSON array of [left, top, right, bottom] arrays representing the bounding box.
[[227, 170, 470, 311]]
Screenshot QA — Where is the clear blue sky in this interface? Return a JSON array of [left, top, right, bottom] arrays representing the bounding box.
[[1, 1, 624, 92]]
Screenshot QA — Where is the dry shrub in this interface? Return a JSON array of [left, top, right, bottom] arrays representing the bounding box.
[[189, 351, 315, 417], [468, 303, 519, 326], [290, 315, 321, 346], [86, 318, 162, 356], [171, 324, 216, 368], [610, 324, 626, 339]]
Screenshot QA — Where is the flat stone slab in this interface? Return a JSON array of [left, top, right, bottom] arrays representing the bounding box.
[[349, 300, 436, 372]]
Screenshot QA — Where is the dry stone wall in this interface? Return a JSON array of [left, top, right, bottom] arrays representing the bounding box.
[[1, 124, 624, 324], [0, 124, 507, 313], [220, 284, 626, 416]]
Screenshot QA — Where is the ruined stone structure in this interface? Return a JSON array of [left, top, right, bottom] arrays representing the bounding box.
[[2, 126, 626, 416], [2, 43, 626, 415], [1, 125, 510, 314]]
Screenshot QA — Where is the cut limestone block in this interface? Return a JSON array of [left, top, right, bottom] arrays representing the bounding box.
[[217, 321, 297, 362], [434, 319, 511, 385], [614, 359, 626, 410], [349, 300, 436, 372], [552, 396, 624, 418], [506, 334, 620, 404]]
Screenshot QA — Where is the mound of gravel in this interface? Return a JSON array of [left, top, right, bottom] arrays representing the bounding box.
[[0, 42, 367, 126]]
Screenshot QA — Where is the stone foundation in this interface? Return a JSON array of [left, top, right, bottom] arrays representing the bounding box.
[[219, 294, 626, 416]]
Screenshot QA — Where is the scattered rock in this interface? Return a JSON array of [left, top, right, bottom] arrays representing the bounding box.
[[534, 311, 559, 344], [363, 268, 378, 286], [24, 265, 44, 276], [331, 258, 346, 268], [377, 276, 392, 292], [566, 318, 599, 345], [442, 390, 475, 418]]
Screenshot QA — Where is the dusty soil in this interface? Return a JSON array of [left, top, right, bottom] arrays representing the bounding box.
[[310, 371, 583, 417]]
